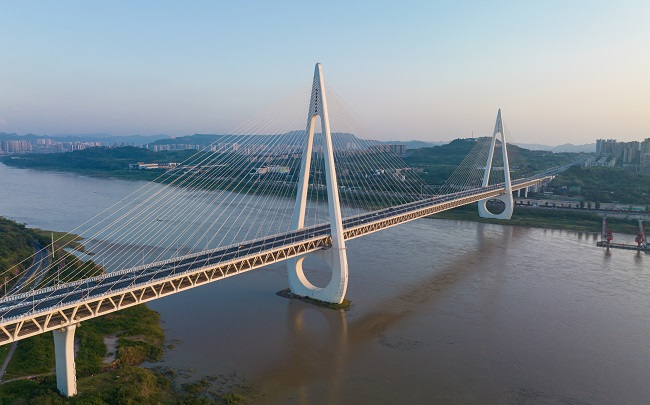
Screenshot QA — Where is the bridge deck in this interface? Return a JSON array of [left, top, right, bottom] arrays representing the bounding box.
[[0, 175, 551, 345]]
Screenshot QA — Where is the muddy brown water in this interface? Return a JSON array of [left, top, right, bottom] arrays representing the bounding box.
[[1, 163, 649, 404]]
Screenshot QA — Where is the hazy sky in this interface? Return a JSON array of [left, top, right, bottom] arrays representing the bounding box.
[[1, 1, 648, 144]]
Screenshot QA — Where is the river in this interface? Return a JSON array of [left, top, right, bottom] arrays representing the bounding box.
[[1, 162, 648, 404]]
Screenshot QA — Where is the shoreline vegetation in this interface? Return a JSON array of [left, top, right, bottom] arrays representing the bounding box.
[[3, 144, 640, 238], [0, 217, 256, 404], [2, 140, 644, 239], [0, 218, 104, 295], [432, 203, 642, 235], [1, 147, 196, 182]]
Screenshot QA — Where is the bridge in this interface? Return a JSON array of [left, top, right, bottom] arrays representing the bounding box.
[[0, 64, 560, 396]]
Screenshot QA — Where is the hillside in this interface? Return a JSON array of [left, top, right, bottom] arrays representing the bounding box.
[[404, 138, 582, 186], [2, 147, 197, 179], [514, 142, 596, 153], [150, 132, 366, 149], [550, 166, 650, 206], [383, 140, 447, 149], [0, 217, 47, 276]]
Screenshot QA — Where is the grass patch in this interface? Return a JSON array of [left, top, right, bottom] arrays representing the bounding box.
[[2, 304, 164, 382], [75, 327, 106, 377], [0, 377, 60, 405], [88, 366, 173, 404], [31, 229, 85, 252], [0, 367, 175, 404], [4, 333, 55, 378], [222, 392, 247, 404], [0, 367, 258, 404], [117, 339, 163, 366], [76, 304, 165, 375], [176, 373, 258, 404]]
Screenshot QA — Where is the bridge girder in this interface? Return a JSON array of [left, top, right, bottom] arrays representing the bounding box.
[[0, 236, 331, 345]]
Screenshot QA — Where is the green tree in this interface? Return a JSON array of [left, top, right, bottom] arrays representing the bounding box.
[[595, 201, 601, 209]]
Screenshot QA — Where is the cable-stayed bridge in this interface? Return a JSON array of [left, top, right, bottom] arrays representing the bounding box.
[[0, 64, 564, 396]]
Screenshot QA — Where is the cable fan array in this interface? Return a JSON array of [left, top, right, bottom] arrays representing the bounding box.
[[0, 82, 431, 306]]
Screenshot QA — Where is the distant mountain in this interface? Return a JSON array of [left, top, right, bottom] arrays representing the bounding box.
[[50, 134, 170, 144], [150, 132, 374, 150], [0, 132, 41, 142], [50, 132, 112, 138], [0, 130, 596, 154], [513, 142, 596, 153], [0, 132, 170, 144], [513, 143, 553, 151], [403, 138, 584, 186], [551, 143, 595, 153], [151, 133, 224, 145], [383, 140, 448, 149]]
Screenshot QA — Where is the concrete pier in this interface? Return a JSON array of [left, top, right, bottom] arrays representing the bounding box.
[[53, 324, 77, 397]]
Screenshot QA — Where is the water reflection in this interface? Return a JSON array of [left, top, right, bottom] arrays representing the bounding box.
[[271, 302, 349, 404], [634, 251, 644, 264], [255, 223, 509, 403]]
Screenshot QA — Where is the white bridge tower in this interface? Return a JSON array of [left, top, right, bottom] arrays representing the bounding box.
[[287, 63, 348, 304], [478, 109, 514, 219]]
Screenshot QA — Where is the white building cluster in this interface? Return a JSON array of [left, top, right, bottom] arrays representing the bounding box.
[[592, 138, 650, 170]]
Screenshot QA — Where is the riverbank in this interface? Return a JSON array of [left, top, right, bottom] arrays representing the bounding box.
[[0, 308, 256, 404], [0, 219, 257, 403], [5, 150, 649, 232], [433, 203, 641, 235], [1, 147, 195, 183]]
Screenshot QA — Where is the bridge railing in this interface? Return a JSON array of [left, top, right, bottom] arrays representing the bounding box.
[[0, 230, 335, 324], [0, 222, 335, 307]]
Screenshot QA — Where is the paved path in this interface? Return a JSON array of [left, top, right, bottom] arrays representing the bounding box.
[[7, 242, 48, 295], [0, 342, 17, 380], [0, 371, 53, 384], [1, 242, 51, 380]]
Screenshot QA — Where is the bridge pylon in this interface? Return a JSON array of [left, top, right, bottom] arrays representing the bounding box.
[[478, 109, 514, 220], [287, 63, 348, 304]]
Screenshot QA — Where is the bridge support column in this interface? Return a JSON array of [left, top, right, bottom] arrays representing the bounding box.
[[524, 187, 528, 198], [53, 324, 77, 397], [478, 193, 513, 220], [288, 248, 347, 304], [478, 109, 514, 220], [287, 63, 348, 304]]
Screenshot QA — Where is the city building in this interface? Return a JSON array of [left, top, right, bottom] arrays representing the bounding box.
[[0, 140, 32, 153], [369, 144, 407, 155], [593, 138, 647, 168]]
